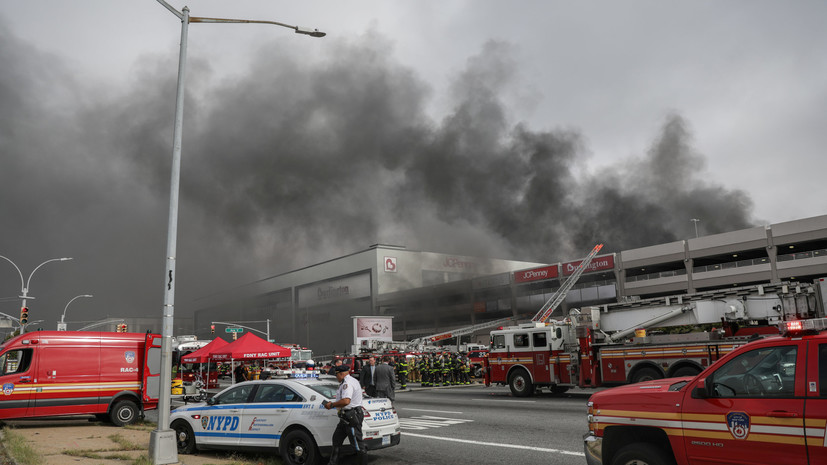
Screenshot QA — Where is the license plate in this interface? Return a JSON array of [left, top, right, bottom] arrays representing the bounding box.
[[382, 435, 390, 446]]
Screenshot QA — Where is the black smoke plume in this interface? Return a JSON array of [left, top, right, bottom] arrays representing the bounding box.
[[0, 21, 753, 327]]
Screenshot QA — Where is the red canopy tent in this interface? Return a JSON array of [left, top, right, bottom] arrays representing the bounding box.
[[181, 337, 228, 364], [178, 337, 228, 389], [210, 332, 291, 361]]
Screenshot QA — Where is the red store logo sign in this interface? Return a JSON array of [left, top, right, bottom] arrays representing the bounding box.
[[562, 255, 614, 275], [514, 265, 559, 283], [384, 257, 397, 273]]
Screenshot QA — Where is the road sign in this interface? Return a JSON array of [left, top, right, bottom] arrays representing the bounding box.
[[225, 327, 243, 333]]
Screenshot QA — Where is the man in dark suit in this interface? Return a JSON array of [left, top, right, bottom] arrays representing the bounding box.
[[360, 356, 397, 399], [360, 356, 378, 397], [374, 356, 397, 401]]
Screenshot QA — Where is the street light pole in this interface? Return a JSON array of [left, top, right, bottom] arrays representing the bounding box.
[[59, 294, 93, 331], [691, 218, 700, 238], [0, 256, 73, 334], [150, 3, 324, 463]]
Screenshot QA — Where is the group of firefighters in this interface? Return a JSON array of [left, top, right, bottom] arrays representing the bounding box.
[[375, 352, 475, 389]]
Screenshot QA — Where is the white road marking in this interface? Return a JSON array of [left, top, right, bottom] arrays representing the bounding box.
[[403, 432, 584, 456], [402, 408, 463, 414], [471, 398, 537, 403], [398, 415, 474, 431]]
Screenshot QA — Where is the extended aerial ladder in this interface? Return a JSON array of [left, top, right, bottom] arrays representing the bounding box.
[[406, 243, 604, 350], [408, 315, 522, 348], [531, 243, 603, 323]]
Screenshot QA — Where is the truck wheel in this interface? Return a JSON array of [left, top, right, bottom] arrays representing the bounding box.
[[110, 400, 139, 426], [611, 442, 675, 465], [280, 429, 320, 465], [508, 369, 535, 397], [172, 420, 197, 454], [631, 367, 662, 384]]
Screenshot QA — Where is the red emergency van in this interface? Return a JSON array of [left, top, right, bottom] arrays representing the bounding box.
[[0, 331, 161, 425]]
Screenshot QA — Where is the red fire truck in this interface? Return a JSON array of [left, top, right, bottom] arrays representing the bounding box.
[[485, 278, 826, 396], [584, 316, 827, 465], [0, 331, 162, 425]]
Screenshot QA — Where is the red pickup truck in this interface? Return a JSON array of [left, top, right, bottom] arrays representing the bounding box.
[[584, 318, 827, 465]]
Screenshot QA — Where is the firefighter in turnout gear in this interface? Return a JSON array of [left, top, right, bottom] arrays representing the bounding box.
[[460, 354, 471, 385], [419, 355, 430, 386], [451, 354, 461, 385], [441, 353, 450, 385], [397, 356, 408, 390], [434, 354, 444, 386], [411, 356, 420, 383]]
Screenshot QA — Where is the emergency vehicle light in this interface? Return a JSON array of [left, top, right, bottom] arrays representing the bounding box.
[[270, 369, 319, 379], [781, 318, 827, 336]]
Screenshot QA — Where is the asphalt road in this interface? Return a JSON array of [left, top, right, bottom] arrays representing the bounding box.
[[366, 384, 589, 465]]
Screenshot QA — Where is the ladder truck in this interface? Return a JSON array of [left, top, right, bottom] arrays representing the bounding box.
[[385, 244, 608, 356], [485, 278, 827, 396], [407, 244, 607, 350]]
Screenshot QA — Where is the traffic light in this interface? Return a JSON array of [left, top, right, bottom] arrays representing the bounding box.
[[115, 323, 128, 332], [121, 323, 127, 333], [20, 307, 28, 325], [210, 324, 215, 334]]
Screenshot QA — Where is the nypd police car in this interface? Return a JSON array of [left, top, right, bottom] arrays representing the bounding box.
[[170, 372, 400, 465]]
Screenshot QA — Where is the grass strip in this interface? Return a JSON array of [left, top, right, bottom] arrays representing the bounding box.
[[2, 426, 43, 465]]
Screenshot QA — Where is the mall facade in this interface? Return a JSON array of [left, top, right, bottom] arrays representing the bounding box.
[[192, 214, 827, 355]]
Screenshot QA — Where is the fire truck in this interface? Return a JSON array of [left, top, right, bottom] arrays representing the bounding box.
[[485, 278, 827, 396]]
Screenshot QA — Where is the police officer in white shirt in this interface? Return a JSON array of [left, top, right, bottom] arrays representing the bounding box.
[[323, 365, 367, 465]]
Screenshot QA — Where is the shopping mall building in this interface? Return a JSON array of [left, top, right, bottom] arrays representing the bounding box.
[[192, 214, 827, 355]]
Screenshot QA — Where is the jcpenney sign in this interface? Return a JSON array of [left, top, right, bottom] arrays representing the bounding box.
[[562, 255, 615, 276], [514, 265, 560, 283]]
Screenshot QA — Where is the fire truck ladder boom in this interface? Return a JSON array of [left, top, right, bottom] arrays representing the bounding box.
[[531, 243, 604, 323], [409, 315, 520, 347]]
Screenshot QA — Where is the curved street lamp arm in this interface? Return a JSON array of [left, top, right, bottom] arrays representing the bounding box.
[[0, 255, 25, 292], [27, 257, 73, 292], [62, 294, 94, 324], [154, 0, 325, 37], [187, 16, 325, 36], [190, 16, 293, 28]]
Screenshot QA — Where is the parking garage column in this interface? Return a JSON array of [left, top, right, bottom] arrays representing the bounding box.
[[684, 240, 696, 294], [766, 225, 779, 284], [615, 254, 626, 300]]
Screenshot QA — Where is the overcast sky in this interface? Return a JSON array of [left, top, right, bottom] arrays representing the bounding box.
[[1, 1, 825, 330]]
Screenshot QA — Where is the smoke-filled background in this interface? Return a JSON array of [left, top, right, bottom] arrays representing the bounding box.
[[1, 1, 826, 328]]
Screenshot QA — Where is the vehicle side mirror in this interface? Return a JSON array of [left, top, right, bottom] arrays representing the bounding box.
[[691, 378, 710, 399]]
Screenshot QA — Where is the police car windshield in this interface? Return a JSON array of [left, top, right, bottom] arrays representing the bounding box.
[[306, 382, 339, 400]]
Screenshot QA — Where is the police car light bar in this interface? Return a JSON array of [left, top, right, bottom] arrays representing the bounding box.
[[781, 318, 827, 336], [270, 369, 319, 379]]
